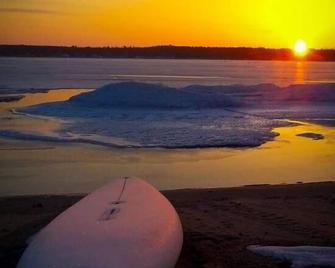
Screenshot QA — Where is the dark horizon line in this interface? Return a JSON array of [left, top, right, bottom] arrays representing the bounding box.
[[1, 43, 335, 51], [1, 44, 335, 61]]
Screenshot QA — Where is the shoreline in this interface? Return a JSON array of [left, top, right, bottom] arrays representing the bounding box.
[[1, 181, 334, 267], [0, 180, 334, 198], [2, 56, 335, 63], [1, 45, 335, 61]]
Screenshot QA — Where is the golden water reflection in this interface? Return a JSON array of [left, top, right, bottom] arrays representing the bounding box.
[[294, 62, 305, 84], [0, 89, 91, 135], [0, 89, 90, 112]]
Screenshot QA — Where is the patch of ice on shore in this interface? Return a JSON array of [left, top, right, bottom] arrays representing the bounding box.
[[296, 132, 324, 140], [15, 82, 335, 148], [248, 245, 335, 268], [0, 129, 139, 148], [1, 109, 286, 148], [0, 95, 24, 103]]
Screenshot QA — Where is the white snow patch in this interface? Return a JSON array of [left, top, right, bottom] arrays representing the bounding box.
[[248, 245, 335, 268]]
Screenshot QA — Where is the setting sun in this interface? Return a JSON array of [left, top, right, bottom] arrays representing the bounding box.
[[294, 39, 308, 57]]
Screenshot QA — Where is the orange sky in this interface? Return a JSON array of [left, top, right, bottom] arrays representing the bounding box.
[[0, 0, 334, 48]]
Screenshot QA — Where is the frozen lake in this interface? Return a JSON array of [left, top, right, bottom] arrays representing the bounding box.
[[0, 58, 335, 195], [1, 57, 335, 90]]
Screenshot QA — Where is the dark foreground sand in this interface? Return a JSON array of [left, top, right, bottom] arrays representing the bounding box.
[[1, 182, 335, 268]]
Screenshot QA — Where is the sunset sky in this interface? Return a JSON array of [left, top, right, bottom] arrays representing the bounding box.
[[0, 0, 334, 49]]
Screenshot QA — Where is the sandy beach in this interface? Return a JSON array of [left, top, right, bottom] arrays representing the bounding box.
[[1, 181, 334, 268]]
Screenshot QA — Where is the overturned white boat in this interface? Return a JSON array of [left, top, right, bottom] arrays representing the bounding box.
[[17, 177, 183, 268]]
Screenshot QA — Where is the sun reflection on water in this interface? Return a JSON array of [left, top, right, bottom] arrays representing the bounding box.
[[294, 62, 305, 84]]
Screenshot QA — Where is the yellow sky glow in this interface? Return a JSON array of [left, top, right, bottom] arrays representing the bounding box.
[[0, 0, 334, 48]]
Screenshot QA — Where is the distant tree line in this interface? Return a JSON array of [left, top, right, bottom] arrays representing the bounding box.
[[0, 45, 334, 61]]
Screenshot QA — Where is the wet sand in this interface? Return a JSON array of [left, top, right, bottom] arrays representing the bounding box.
[[1, 181, 334, 268]]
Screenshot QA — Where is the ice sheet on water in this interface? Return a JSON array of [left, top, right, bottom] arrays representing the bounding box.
[[15, 82, 335, 148], [16, 105, 284, 148], [248, 245, 335, 268]]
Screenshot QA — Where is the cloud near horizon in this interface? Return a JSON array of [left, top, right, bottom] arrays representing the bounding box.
[[0, 8, 67, 15]]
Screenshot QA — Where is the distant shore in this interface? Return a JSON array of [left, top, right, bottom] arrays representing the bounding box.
[[1, 181, 334, 268], [1, 45, 335, 61]]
